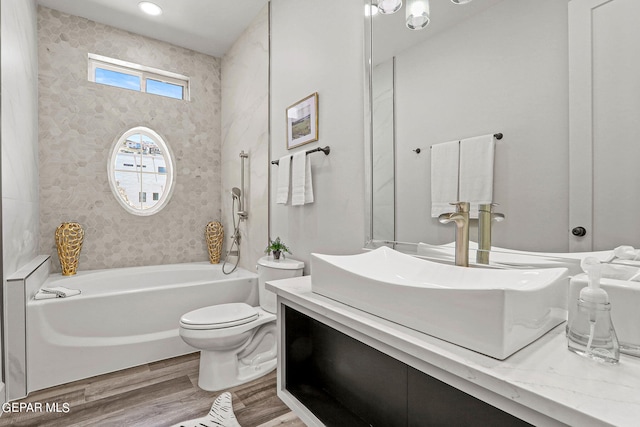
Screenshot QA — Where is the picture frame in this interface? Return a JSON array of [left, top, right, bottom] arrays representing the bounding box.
[[286, 92, 318, 150]]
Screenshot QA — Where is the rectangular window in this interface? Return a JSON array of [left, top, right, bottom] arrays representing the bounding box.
[[95, 68, 141, 91], [153, 193, 160, 201], [139, 192, 147, 203], [158, 166, 166, 173], [146, 79, 184, 100], [88, 53, 190, 101]]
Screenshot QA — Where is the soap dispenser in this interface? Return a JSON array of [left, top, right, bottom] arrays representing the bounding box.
[[567, 257, 620, 364]]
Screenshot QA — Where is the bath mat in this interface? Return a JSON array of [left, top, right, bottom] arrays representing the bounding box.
[[171, 392, 241, 427]]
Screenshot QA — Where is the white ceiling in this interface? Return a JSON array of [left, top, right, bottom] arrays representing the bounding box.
[[36, 0, 270, 57]]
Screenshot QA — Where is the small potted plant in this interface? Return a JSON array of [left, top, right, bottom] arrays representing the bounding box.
[[264, 237, 291, 260]]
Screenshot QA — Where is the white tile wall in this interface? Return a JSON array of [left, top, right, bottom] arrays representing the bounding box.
[[221, 5, 270, 271]]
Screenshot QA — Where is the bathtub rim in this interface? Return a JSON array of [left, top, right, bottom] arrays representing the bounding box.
[[29, 261, 257, 304]]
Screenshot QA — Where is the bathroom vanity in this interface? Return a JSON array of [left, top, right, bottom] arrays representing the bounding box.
[[267, 276, 640, 426]]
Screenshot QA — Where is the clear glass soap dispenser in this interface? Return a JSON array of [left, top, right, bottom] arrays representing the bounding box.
[[567, 257, 620, 364]]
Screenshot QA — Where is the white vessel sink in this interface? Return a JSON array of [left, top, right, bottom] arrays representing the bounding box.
[[311, 247, 568, 360]]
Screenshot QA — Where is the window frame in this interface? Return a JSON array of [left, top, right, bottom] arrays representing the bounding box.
[[107, 126, 176, 216], [88, 53, 190, 101]]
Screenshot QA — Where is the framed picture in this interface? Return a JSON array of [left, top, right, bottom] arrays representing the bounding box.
[[286, 92, 318, 150]]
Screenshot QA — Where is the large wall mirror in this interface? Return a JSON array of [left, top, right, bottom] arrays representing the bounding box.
[[365, 0, 640, 255]]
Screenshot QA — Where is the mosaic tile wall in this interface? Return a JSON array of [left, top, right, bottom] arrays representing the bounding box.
[[38, 7, 222, 272]]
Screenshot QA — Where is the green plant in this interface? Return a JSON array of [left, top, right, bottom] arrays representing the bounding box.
[[264, 237, 291, 258]]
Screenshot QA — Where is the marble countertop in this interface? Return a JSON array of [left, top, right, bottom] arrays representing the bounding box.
[[267, 276, 640, 427]]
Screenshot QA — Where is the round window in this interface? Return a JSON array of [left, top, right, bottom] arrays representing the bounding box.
[[108, 126, 175, 216]]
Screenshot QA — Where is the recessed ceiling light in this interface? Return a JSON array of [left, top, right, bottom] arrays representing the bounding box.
[[138, 1, 163, 16]]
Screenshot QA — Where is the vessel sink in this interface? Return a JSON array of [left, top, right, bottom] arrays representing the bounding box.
[[311, 247, 569, 360]]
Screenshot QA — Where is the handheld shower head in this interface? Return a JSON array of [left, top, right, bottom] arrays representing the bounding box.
[[231, 187, 247, 219], [231, 187, 241, 200]]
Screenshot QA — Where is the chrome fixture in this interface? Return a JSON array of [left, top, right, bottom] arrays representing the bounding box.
[[378, 0, 403, 14], [476, 203, 505, 265], [365, 2, 380, 16], [438, 202, 470, 267], [237, 151, 248, 220], [406, 0, 430, 30], [370, 0, 472, 31], [223, 151, 249, 275]]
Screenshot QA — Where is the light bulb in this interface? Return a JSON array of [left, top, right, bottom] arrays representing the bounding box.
[[138, 2, 163, 16], [378, 0, 402, 15], [365, 2, 380, 17], [406, 0, 430, 30]]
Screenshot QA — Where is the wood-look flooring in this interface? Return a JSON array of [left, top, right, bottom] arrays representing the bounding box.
[[0, 352, 306, 427]]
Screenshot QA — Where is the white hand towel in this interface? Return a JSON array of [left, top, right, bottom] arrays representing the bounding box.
[[459, 134, 495, 216], [276, 155, 291, 204], [34, 291, 57, 300], [430, 140, 460, 217], [291, 151, 314, 206], [35, 286, 81, 300], [304, 154, 314, 204]]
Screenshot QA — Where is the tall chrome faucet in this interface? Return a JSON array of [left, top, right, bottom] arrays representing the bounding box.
[[476, 203, 505, 265], [438, 202, 470, 267]]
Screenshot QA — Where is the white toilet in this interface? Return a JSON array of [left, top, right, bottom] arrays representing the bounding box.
[[179, 256, 304, 391]]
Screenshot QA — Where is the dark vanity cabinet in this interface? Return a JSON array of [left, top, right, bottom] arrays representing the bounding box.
[[284, 306, 531, 427]]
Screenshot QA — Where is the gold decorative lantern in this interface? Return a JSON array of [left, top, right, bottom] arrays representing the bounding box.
[[205, 221, 224, 264], [55, 222, 84, 276]]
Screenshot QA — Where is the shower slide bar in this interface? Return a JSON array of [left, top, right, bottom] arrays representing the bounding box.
[[271, 146, 331, 165]]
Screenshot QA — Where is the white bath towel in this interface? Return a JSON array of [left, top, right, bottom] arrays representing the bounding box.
[[276, 155, 291, 204], [430, 140, 460, 217], [291, 151, 314, 206], [459, 134, 495, 217], [34, 286, 81, 300], [171, 392, 241, 427]]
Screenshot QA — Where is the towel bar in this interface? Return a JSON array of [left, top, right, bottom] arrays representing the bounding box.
[[426, 133, 504, 152], [271, 146, 330, 165]]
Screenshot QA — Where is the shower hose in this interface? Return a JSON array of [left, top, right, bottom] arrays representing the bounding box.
[[222, 196, 241, 275]]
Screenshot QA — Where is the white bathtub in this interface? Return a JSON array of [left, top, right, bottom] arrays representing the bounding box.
[[27, 262, 258, 392]]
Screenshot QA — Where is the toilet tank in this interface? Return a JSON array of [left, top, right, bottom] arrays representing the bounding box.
[[257, 256, 304, 313]]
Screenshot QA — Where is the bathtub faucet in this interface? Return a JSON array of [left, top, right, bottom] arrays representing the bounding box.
[[438, 202, 470, 267]]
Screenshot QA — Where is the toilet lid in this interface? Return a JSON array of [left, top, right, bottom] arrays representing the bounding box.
[[180, 303, 259, 329]]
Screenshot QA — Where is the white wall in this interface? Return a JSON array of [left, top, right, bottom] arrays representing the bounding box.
[[270, 0, 366, 273], [394, 0, 569, 251], [1, 0, 39, 398], [221, 5, 270, 271]]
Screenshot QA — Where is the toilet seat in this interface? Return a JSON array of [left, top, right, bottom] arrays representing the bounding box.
[[180, 303, 259, 330]]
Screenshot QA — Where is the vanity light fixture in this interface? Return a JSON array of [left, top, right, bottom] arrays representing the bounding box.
[[138, 1, 163, 16], [378, 0, 402, 14], [365, 1, 380, 17], [406, 0, 430, 30], [451, 0, 473, 4]]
